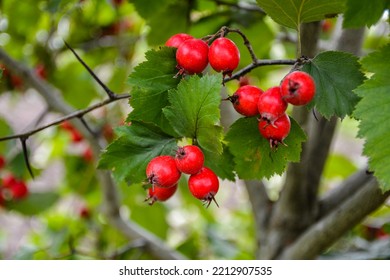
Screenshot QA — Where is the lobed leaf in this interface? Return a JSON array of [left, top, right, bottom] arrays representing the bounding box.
[[127, 47, 180, 136], [302, 51, 365, 119], [163, 74, 224, 154], [225, 116, 306, 180], [353, 44, 390, 192]]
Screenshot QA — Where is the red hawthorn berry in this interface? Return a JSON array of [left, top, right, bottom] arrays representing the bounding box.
[[176, 38, 209, 75], [165, 33, 194, 48], [79, 206, 91, 219], [10, 180, 28, 199], [35, 64, 47, 80], [70, 129, 83, 143], [82, 147, 94, 162], [175, 145, 205, 175], [280, 71, 316, 106], [229, 85, 264, 117], [146, 155, 182, 188], [258, 113, 291, 149], [208, 37, 240, 77], [188, 167, 219, 207], [145, 184, 178, 205], [257, 86, 287, 123], [2, 174, 17, 188]]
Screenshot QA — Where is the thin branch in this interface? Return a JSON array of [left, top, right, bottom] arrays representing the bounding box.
[[279, 179, 390, 259], [20, 137, 34, 179], [64, 41, 116, 99], [0, 93, 130, 142]]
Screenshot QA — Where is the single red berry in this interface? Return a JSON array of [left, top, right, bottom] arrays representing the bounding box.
[[176, 38, 209, 75], [35, 64, 47, 80], [146, 155, 181, 188], [82, 147, 94, 162], [280, 71, 316, 106], [208, 37, 240, 77], [258, 113, 291, 149], [165, 33, 194, 48], [229, 85, 264, 117], [145, 184, 178, 205], [2, 174, 17, 188], [188, 167, 219, 207], [257, 86, 287, 123], [0, 155, 5, 169], [70, 129, 83, 143], [10, 180, 28, 199], [79, 206, 91, 219], [175, 145, 205, 175], [10, 75, 23, 89], [321, 19, 333, 33]]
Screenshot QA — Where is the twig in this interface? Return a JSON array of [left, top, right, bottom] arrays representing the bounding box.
[[0, 93, 130, 142], [20, 137, 34, 179]]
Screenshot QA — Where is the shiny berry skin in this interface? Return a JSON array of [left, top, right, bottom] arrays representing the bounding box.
[[188, 167, 219, 207], [175, 145, 205, 175], [280, 71, 316, 106], [145, 184, 178, 205], [258, 113, 291, 149], [146, 155, 181, 188], [176, 39, 209, 75], [208, 37, 240, 76], [257, 86, 288, 123], [229, 85, 264, 117], [165, 33, 193, 48], [10, 180, 28, 199]]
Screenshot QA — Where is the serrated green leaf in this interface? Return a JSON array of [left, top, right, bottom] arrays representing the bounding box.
[[353, 44, 390, 191], [203, 145, 235, 181], [98, 121, 177, 184], [5, 192, 59, 216], [163, 74, 224, 154], [256, 0, 345, 30], [127, 47, 180, 136], [343, 0, 388, 28], [302, 51, 365, 119], [225, 117, 306, 180]]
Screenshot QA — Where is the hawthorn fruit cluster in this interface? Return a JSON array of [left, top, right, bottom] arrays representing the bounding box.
[[145, 145, 219, 207]]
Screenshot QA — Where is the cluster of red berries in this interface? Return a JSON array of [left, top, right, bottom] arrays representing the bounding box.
[[145, 145, 219, 207], [229, 71, 316, 148], [0, 173, 29, 207], [165, 33, 240, 77], [1, 63, 47, 91]]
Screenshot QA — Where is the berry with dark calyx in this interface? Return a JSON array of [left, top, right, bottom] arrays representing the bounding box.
[[146, 155, 181, 188], [257, 86, 287, 123], [229, 85, 263, 117], [175, 145, 205, 175], [208, 37, 240, 77], [175, 38, 209, 75], [145, 184, 178, 205], [165, 33, 193, 48], [188, 167, 219, 207], [280, 71, 316, 106], [258, 113, 291, 149]]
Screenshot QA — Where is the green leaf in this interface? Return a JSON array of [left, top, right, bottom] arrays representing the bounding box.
[[353, 44, 390, 192], [343, 0, 388, 28], [256, 0, 345, 30], [302, 51, 365, 119], [127, 47, 180, 136], [6, 192, 59, 216], [98, 121, 178, 184], [203, 145, 235, 181], [163, 74, 224, 154], [225, 117, 306, 180]]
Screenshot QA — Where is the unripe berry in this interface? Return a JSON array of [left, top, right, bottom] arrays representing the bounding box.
[[165, 33, 193, 48], [175, 145, 205, 175], [188, 167, 219, 207], [257, 86, 287, 123], [280, 71, 316, 106], [208, 37, 240, 76], [176, 39, 209, 75], [146, 155, 181, 188], [229, 85, 263, 117]]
